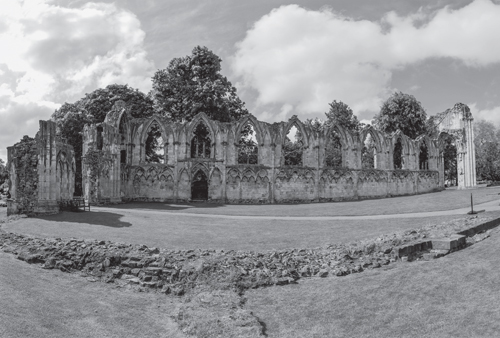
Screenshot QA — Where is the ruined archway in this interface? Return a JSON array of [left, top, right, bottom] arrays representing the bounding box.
[[435, 103, 476, 188]]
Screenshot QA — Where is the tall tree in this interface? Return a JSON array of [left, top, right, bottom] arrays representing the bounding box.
[[373, 92, 427, 139], [151, 46, 248, 123], [474, 120, 500, 182]]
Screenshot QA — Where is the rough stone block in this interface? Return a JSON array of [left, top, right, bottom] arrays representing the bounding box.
[[431, 235, 465, 251]]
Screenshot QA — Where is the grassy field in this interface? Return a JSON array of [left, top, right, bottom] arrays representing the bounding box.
[[245, 226, 500, 338], [4, 207, 500, 251], [0, 252, 187, 338], [108, 186, 500, 217], [1, 188, 500, 337]]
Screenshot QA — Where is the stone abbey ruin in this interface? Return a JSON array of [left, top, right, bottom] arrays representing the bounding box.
[[6, 102, 476, 215]]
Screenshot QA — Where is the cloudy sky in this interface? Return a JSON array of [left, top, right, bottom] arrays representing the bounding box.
[[2, 0, 500, 159]]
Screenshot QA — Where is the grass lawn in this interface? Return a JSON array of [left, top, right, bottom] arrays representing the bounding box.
[[2, 188, 500, 337], [0, 251, 187, 338], [245, 226, 500, 338], [108, 186, 500, 217], [4, 207, 500, 251]]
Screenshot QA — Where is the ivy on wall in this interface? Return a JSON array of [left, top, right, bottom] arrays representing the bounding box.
[[14, 136, 39, 215], [83, 147, 111, 202]]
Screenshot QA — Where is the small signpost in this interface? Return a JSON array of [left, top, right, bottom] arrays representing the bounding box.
[[467, 193, 484, 215]]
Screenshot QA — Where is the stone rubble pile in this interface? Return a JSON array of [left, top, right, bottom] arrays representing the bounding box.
[[0, 233, 403, 294]]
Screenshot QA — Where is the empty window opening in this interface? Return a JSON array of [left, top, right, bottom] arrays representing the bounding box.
[[362, 133, 376, 169], [96, 126, 103, 151], [238, 124, 258, 164], [121, 150, 127, 164], [443, 136, 457, 186], [283, 125, 303, 166], [393, 138, 403, 170], [145, 122, 164, 164], [191, 170, 208, 200], [119, 117, 127, 164], [191, 123, 211, 158], [325, 130, 342, 167], [419, 141, 429, 170]]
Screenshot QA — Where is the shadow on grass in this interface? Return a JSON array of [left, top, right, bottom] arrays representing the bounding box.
[[35, 211, 132, 228], [108, 201, 226, 211]]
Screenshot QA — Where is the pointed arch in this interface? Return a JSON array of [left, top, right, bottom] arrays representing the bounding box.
[[142, 119, 167, 164], [186, 112, 216, 142], [326, 125, 351, 150], [139, 116, 171, 145], [359, 126, 383, 153], [190, 122, 212, 158], [282, 117, 309, 148], [392, 130, 410, 170], [360, 127, 379, 170], [325, 125, 350, 168], [191, 162, 210, 178], [237, 118, 259, 165], [282, 118, 309, 166], [191, 168, 209, 200], [417, 136, 430, 170], [235, 115, 263, 146]]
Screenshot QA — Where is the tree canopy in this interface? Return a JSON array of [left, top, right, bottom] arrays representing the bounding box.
[[474, 120, 500, 182], [373, 92, 427, 139], [325, 100, 362, 131], [151, 46, 248, 123], [0, 158, 8, 195]]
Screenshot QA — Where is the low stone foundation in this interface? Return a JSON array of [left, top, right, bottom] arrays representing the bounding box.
[[1, 215, 498, 295]]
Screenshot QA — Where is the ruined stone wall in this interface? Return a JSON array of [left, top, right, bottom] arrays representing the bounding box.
[[7, 120, 75, 215], [436, 103, 476, 189], [82, 105, 448, 204]]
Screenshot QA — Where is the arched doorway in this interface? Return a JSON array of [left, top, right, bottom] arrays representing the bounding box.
[[191, 170, 208, 200]]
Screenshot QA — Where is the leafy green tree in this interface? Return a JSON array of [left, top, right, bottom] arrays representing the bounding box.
[[79, 84, 154, 122], [0, 159, 9, 195], [474, 120, 500, 181], [151, 46, 248, 123], [373, 92, 427, 139]]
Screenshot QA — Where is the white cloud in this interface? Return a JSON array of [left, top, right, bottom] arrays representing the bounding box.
[[232, 0, 500, 121], [469, 103, 500, 126], [0, 0, 154, 159]]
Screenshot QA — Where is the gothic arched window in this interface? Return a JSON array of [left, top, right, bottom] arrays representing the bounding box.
[[238, 123, 258, 164], [283, 125, 303, 166], [191, 122, 211, 158], [145, 122, 164, 164], [325, 129, 342, 167]]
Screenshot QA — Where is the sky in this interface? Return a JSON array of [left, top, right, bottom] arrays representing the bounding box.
[[2, 0, 500, 160]]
